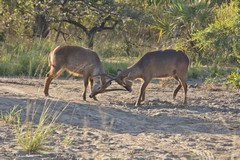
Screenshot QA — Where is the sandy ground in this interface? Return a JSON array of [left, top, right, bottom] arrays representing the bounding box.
[[0, 77, 239, 159]]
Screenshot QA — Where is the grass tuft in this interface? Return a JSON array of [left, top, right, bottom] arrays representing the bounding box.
[[15, 101, 68, 153], [0, 105, 22, 124]]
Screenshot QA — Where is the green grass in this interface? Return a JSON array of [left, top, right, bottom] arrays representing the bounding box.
[[188, 65, 234, 80], [15, 101, 68, 153], [0, 98, 69, 153], [0, 39, 134, 78], [102, 57, 134, 75], [0, 39, 54, 77], [188, 66, 207, 79], [0, 105, 22, 124], [0, 38, 237, 87]]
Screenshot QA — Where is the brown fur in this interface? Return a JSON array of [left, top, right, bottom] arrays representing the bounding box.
[[44, 45, 110, 100], [115, 49, 190, 106]]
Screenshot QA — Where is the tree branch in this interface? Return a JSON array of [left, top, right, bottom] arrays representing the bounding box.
[[62, 19, 88, 34], [90, 15, 119, 34]]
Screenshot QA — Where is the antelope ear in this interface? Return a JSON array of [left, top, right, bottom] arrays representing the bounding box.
[[105, 80, 112, 87], [96, 76, 102, 85], [123, 72, 132, 83], [123, 77, 133, 84]]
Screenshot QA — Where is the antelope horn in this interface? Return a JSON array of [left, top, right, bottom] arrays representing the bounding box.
[[104, 88, 127, 92], [102, 73, 116, 80], [99, 73, 116, 88]]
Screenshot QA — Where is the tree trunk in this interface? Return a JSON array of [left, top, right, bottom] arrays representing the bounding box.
[[32, 1, 49, 38], [87, 32, 94, 49], [32, 14, 49, 38], [55, 21, 63, 42]]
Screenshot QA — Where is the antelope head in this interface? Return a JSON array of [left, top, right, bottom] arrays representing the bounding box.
[[114, 69, 133, 92], [89, 74, 114, 98]]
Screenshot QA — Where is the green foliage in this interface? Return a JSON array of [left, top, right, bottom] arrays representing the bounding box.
[[208, 64, 229, 77], [94, 32, 141, 58], [228, 71, 240, 88], [150, 0, 213, 41], [1, 0, 34, 37], [15, 102, 68, 153], [0, 0, 240, 79], [192, 1, 240, 64], [0, 37, 135, 77], [0, 106, 22, 124], [102, 57, 133, 75], [188, 63, 232, 80], [188, 66, 207, 79], [0, 39, 54, 77]]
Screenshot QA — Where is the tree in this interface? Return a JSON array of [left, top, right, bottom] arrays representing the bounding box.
[[44, 0, 121, 48], [47, 0, 153, 49], [192, 1, 240, 64], [0, 0, 49, 38]]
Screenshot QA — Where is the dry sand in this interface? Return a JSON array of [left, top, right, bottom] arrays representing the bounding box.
[[0, 77, 239, 159]]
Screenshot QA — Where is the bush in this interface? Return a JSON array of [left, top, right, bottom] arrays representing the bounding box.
[[188, 66, 207, 79], [228, 71, 240, 88], [192, 1, 240, 65]]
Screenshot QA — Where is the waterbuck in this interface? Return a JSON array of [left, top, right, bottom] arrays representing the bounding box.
[[114, 49, 190, 106], [43, 45, 111, 100]]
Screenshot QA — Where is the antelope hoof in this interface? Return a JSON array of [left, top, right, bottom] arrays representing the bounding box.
[[173, 97, 176, 101], [44, 92, 49, 97], [135, 102, 141, 106], [89, 95, 98, 101]]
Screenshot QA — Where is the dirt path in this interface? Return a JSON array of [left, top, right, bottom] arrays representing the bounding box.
[[0, 77, 239, 159]]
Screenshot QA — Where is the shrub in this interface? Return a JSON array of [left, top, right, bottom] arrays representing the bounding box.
[[192, 1, 240, 65], [188, 66, 207, 79], [228, 71, 240, 88]]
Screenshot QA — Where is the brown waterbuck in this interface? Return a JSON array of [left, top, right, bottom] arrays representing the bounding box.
[[114, 49, 190, 106], [43, 45, 112, 100]]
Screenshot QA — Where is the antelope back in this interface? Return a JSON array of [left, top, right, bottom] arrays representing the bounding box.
[[49, 45, 103, 75], [114, 49, 189, 90], [135, 49, 189, 78]]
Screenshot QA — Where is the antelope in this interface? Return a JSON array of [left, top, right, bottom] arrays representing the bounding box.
[[114, 49, 190, 106], [43, 45, 112, 100]]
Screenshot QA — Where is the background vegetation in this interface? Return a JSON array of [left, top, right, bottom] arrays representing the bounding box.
[[0, 0, 240, 87], [0, 0, 239, 154]]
